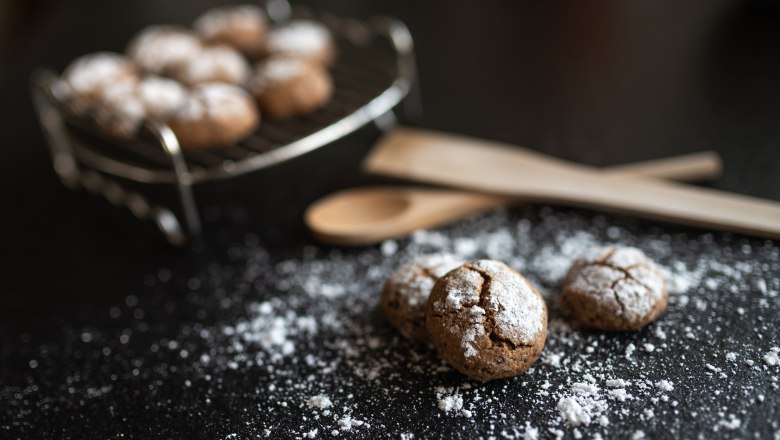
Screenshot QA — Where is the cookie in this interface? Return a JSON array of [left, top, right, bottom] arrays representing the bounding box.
[[381, 254, 462, 343], [172, 44, 251, 86], [250, 57, 332, 119], [561, 246, 668, 331], [264, 20, 336, 66], [137, 76, 189, 120], [168, 83, 259, 149], [60, 52, 139, 115], [194, 4, 268, 59], [127, 26, 203, 76], [92, 80, 145, 138], [426, 260, 548, 382]]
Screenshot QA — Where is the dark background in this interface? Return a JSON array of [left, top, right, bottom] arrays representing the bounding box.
[[1, 0, 779, 438]]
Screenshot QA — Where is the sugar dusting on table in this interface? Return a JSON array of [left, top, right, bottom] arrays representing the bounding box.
[[4, 206, 779, 438]]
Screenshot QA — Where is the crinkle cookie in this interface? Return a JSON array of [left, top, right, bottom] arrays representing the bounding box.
[[426, 260, 547, 382], [561, 246, 668, 331], [380, 254, 462, 344], [194, 4, 268, 58], [172, 44, 251, 86], [127, 26, 203, 76], [264, 20, 336, 66], [168, 83, 259, 149], [250, 57, 332, 119], [59, 52, 139, 115]]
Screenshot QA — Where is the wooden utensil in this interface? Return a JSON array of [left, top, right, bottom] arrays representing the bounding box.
[[306, 144, 723, 246], [361, 127, 780, 240]]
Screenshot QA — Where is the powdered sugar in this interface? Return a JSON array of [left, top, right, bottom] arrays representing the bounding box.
[[4, 206, 778, 438], [178, 83, 254, 120], [764, 347, 780, 367], [127, 26, 203, 75], [194, 5, 267, 42], [137, 76, 188, 119], [251, 57, 308, 93], [175, 45, 250, 86], [62, 52, 137, 97], [266, 20, 332, 59]]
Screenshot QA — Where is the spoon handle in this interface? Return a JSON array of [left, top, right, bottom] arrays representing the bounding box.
[[365, 127, 780, 239]]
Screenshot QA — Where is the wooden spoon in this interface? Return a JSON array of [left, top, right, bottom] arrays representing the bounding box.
[[362, 127, 780, 240], [307, 150, 723, 246]]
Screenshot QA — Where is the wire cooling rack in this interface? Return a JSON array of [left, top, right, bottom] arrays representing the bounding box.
[[31, 1, 419, 246]]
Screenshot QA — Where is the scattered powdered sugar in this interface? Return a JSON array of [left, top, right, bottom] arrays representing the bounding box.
[[307, 394, 332, 410], [3, 206, 778, 438], [765, 347, 780, 367], [655, 380, 674, 392]]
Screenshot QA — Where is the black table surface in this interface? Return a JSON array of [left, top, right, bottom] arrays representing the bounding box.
[[1, 1, 779, 439]]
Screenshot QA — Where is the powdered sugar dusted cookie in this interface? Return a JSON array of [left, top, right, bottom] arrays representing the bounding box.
[[562, 246, 668, 331], [137, 76, 189, 120], [168, 83, 259, 149], [60, 52, 139, 115], [265, 20, 336, 66], [172, 44, 251, 86], [426, 260, 547, 382], [250, 57, 332, 119], [92, 80, 145, 138], [381, 254, 462, 343], [127, 26, 203, 76], [194, 4, 268, 58]]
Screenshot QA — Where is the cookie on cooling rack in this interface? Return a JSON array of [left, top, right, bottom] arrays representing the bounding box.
[[426, 260, 548, 382], [250, 57, 333, 119], [171, 44, 251, 86], [137, 76, 189, 120], [561, 246, 668, 331], [264, 20, 336, 66], [167, 83, 259, 150], [194, 4, 268, 59], [381, 254, 463, 344], [127, 26, 203, 76], [59, 52, 140, 115]]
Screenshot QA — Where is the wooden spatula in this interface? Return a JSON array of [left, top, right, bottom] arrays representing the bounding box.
[[363, 127, 780, 240]]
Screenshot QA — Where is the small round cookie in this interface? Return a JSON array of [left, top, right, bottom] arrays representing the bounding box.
[[168, 83, 259, 149], [264, 20, 336, 66], [127, 26, 203, 76], [172, 44, 251, 86], [194, 4, 268, 59], [137, 76, 189, 120], [561, 246, 668, 331], [92, 80, 146, 138], [250, 57, 332, 119], [60, 52, 139, 115], [381, 254, 462, 344], [426, 260, 548, 382]]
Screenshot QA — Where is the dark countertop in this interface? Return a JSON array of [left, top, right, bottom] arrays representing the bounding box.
[[1, 1, 779, 438]]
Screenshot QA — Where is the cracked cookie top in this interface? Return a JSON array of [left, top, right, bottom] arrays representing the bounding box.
[[381, 254, 462, 343], [431, 260, 545, 355], [427, 260, 547, 381], [563, 246, 668, 331]]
